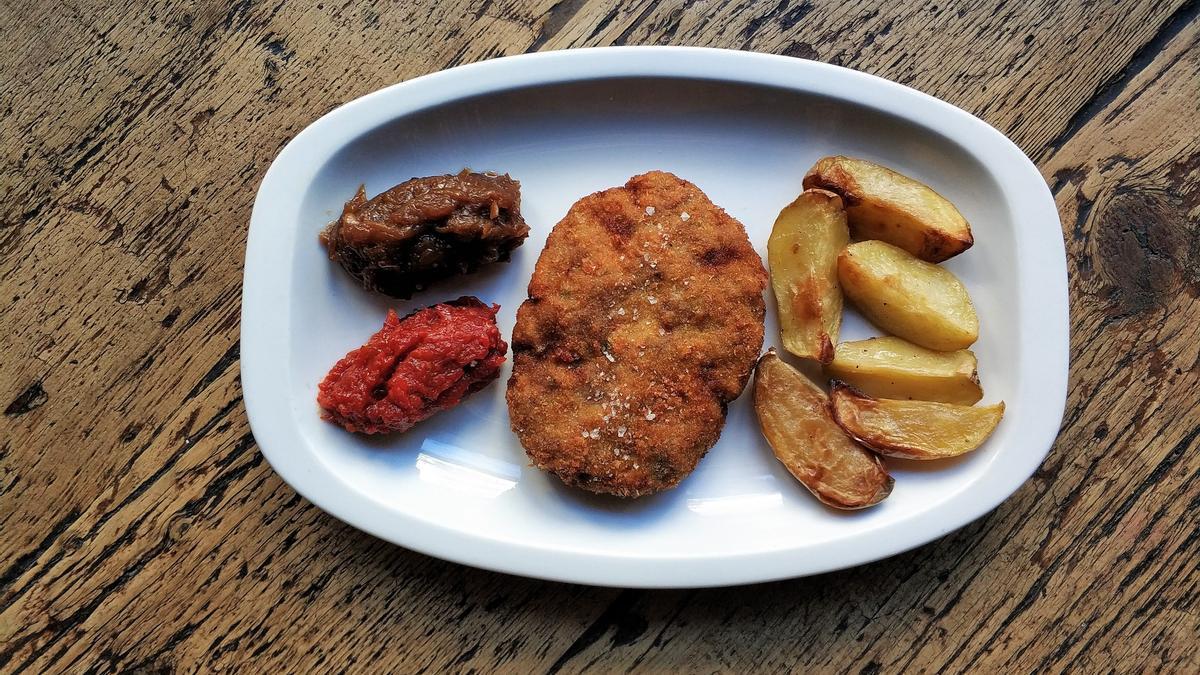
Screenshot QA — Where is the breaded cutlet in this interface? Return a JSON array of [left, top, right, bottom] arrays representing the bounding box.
[[506, 171, 767, 497]]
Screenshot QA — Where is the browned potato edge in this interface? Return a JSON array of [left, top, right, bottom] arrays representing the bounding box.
[[802, 156, 974, 263], [829, 381, 1004, 460], [753, 352, 893, 509]]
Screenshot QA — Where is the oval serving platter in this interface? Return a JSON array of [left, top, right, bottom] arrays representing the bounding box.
[[242, 47, 1069, 588]]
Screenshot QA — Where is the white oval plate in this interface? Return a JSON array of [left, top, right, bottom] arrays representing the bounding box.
[[242, 47, 1068, 588]]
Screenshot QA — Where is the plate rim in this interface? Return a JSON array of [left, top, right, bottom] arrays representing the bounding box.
[[241, 46, 1069, 588]]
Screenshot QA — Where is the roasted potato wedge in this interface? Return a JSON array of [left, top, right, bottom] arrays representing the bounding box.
[[838, 240, 979, 351], [830, 382, 1004, 460], [825, 336, 982, 404], [754, 350, 892, 509], [803, 156, 973, 262], [768, 189, 849, 363]]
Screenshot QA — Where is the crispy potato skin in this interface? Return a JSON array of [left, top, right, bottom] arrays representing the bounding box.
[[803, 156, 972, 263], [837, 240, 979, 351], [507, 171, 767, 497], [753, 351, 892, 509], [829, 382, 1004, 459], [825, 337, 982, 404], [768, 189, 848, 364]]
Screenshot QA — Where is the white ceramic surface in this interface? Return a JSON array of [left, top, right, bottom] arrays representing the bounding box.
[[242, 47, 1069, 588]]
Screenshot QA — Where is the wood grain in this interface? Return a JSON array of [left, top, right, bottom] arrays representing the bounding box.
[[2, 0, 1197, 672]]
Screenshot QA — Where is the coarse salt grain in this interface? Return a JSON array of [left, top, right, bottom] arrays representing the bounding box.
[[589, 428, 600, 439], [681, 211, 690, 221], [645, 409, 656, 421], [617, 426, 627, 437], [617, 308, 626, 315], [647, 296, 657, 304], [645, 206, 656, 215]]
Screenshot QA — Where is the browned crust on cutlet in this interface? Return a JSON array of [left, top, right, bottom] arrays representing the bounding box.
[[506, 171, 767, 497]]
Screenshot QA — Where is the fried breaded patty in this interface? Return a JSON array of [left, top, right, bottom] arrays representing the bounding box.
[[506, 171, 767, 497]]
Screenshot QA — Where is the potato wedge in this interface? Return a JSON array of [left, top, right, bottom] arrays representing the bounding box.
[[753, 350, 892, 509], [830, 382, 1004, 460], [803, 156, 973, 262], [838, 240, 979, 350], [825, 336, 982, 405], [768, 189, 849, 363]]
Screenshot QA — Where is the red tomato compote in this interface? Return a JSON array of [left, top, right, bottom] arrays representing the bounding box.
[[317, 297, 507, 434]]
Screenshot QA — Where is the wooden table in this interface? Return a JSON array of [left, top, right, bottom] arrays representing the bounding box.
[[3, 1, 1197, 671]]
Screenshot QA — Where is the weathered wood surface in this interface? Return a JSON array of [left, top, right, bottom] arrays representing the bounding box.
[[2, 0, 1197, 672]]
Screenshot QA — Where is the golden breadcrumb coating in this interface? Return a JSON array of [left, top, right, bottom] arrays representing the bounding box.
[[506, 171, 767, 497]]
